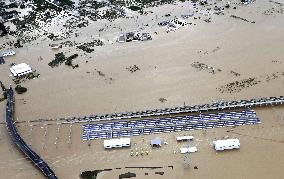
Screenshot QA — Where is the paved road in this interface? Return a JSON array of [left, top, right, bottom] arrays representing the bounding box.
[[5, 87, 57, 179]]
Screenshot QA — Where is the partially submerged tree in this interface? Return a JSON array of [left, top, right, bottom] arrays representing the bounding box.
[[15, 85, 27, 94]]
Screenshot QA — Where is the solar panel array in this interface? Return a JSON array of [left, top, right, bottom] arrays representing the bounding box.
[[81, 109, 260, 140], [75, 96, 284, 122]]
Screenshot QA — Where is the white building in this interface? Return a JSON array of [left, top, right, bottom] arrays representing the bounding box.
[[213, 139, 240, 151], [177, 136, 194, 141], [10, 63, 32, 77], [180, 147, 198, 154], [104, 138, 131, 149], [2, 50, 16, 57]]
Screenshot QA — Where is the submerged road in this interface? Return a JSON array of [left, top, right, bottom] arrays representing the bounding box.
[[5, 87, 57, 179]]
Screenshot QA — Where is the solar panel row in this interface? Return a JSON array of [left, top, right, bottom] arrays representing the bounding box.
[[81, 110, 260, 140]]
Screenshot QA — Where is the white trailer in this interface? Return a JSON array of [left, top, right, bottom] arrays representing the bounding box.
[[176, 136, 194, 141], [104, 138, 131, 149], [213, 139, 240, 151]]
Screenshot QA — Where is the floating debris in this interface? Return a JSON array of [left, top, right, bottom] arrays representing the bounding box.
[[230, 70, 241, 77], [230, 15, 251, 23], [217, 77, 260, 93], [126, 65, 140, 73], [191, 62, 220, 74], [159, 98, 167, 103]]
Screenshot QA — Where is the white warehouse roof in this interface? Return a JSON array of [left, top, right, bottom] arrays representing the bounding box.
[[213, 139, 240, 151], [104, 138, 131, 149], [10, 63, 32, 77]]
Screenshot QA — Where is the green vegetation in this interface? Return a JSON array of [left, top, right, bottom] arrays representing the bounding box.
[[80, 169, 112, 179], [77, 45, 94, 53], [119, 172, 136, 179], [33, 0, 62, 11], [49, 52, 79, 68], [81, 171, 98, 179], [101, 9, 122, 21], [0, 81, 7, 102], [15, 85, 27, 94], [65, 54, 79, 68], [49, 52, 66, 67], [59, 0, 75, 7], [8, 3, 18, 8], [76, 40, 104, 53], [14, 39, 23, 48], [128, 6, 142, 11], [12, 71, 40, 84], [47, 33, 56, 40]]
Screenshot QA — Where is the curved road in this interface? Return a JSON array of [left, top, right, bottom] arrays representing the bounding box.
[[5, 87, 57, 179]]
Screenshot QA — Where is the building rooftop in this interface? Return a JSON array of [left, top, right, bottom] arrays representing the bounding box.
[[10, 63, 32, 77]]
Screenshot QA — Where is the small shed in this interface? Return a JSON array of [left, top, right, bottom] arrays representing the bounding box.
[[150, 138, 162, 147], [10, 63, 32, 77], [177, 136, 194, 142], [213, 139, 240, 151], [104, 138, 131, 149]]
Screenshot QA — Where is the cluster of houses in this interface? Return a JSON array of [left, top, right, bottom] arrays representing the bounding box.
[[117, 32, 152, 43]]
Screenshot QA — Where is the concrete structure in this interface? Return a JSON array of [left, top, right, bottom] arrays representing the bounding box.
[[177, 136, 194, 141], [104, 138, 130, 149], [213, 139, 240, 151], [10, 63, 32, 77]]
